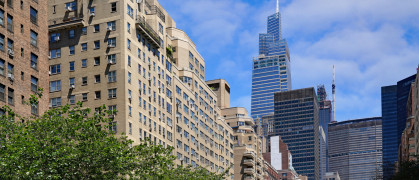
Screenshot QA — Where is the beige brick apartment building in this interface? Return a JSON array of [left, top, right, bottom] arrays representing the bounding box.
[[47, 0, 234, 177]]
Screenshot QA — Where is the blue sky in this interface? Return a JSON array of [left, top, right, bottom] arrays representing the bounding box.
[[158, 0, 419, 121]]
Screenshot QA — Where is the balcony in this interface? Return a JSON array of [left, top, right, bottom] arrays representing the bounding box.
[[243, 151, 256, 158], [243, 159, 255, 166], [244, 168, 255, 174], [136, 15, 161, 48], [244, 175, 255, 180], [49, 17, 85, 32]]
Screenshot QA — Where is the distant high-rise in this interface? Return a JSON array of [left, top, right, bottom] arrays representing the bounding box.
[[381, 74, 416, 178], [251, 1, 291, 122], [317, 85, 332, 173], [328, 117, 383, 180], [263, 88, 319, 180]]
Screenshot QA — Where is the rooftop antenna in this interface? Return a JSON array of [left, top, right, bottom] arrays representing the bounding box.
[[332, 65, 336, 122], [276, 0, 279, 13]]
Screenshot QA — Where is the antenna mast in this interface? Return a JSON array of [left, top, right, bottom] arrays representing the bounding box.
[[276, 0, 279, 13], [332, 65, 336, 122]]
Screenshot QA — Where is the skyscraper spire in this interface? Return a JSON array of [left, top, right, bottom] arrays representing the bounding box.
[[276, 0, 279, 13]]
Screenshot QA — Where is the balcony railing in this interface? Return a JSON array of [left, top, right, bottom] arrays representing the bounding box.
[[244, 168, 255, 174], [145, 1, 165, 23], [49, 17, 84, 31], [136, 15, 161, 48]]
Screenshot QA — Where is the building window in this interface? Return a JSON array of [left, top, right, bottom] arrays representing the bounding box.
[[128, 106, 132, 117], [95, 91, 101, 99], [69, 61, 75, 71], [94, 24, 100, 32], [7, 63, 14, 77], [50, 33, 61, 42], [0, 84, 5, 102], [111, 2, 117, 12], [49, 64, 61, 75], [82, 93, 88, 101], [108, 71, 116, 83], [69, 78, 75, 86], [66, 30, 75, 40], [49, 80, 61, 92], [7, 14, 13, 32], [81, 43, 87, 51], [127, 23, 130, 33], [127, 5, 133, 18], [65, 1, 77, 11], [94, 75, 100, 83], [69, 95, 75, 104], [94, 40, 100, 49], [107, 37, 116, 48], [81, 59, 87, 68], [107, 54, 116, 64], [30, 7, 38, 25], [90, 7, 95, 15], [8, 88, 14, 105], [0, 34, 4, 51], [108, 88, 117, 99], [49, 98, 61, 108], [158, 23, 163, 34], [31, 30, 38, 47], [0, 59, 5, 76], [30, 53, 38, 70], [0, 9, 4, 27], [31, 76, 38, 92], [94, 57, 100, 65], [49, 49, 61, 59], [128, 55, 131, 66], [127, 39, 131, 50], [129, 122, 132, 134], [81, 27, 87, 35], [107, 21, 116, 31], [82, 77, 87, 85], [69, 46, 75, 55], [128, 72, 131, 84]]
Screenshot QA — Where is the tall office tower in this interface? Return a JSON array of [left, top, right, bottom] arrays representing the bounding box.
[[317, 85, 332, 173], [328, 117, 383, 180], [263, 88, 320, 180], [381, 74, 416, 178], [319, 127, 327, 180], [251, 1, 291, 123], [0, 0, 49, 117], [47, 0, 234, 176]]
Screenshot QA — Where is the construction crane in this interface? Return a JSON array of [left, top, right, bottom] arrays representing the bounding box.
[[332, 65, 336, 122]]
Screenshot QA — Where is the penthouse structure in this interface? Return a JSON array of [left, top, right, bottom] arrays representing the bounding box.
[[47, 0, 233, 177]]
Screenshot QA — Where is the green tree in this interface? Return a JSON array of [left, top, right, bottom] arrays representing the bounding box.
[[390, 156, 419, 180], [0, 92, 228, 179]]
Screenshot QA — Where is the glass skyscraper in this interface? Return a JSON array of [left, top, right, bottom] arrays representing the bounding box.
[[381, 74, 416, 179], [251, 6, 291, 122], [263, 88, 320, 180], [328, 117, 383, 180]]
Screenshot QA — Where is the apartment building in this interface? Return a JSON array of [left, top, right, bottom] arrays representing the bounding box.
[[0, 0, 49, 117], [47, 0, 234, 177], [207, 79, 265, 180]]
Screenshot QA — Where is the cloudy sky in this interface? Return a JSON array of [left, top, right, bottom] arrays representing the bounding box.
[[158, 0, 419, 121]]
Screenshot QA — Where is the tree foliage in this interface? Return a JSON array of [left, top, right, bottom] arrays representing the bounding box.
[[0, 94, 228, 179], [389, 156, 419, 180]]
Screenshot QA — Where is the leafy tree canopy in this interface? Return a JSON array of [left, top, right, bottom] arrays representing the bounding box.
[[0, 92, 228, 179]]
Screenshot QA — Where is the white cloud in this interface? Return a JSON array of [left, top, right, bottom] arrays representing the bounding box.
[[159, 0, 419, 121]]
